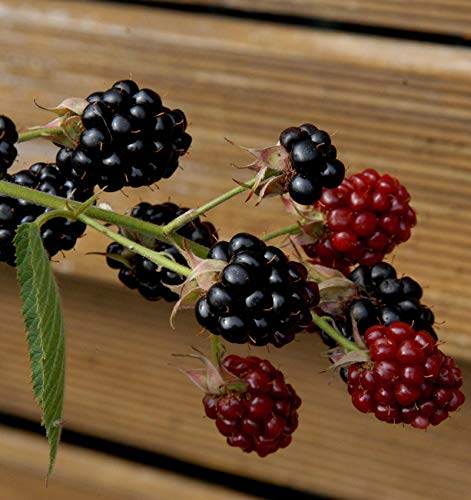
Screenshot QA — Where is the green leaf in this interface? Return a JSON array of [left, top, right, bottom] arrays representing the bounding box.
[[14, 223, 65, 477]]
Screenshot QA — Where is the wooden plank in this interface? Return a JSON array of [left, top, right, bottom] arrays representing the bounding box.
[[0, 426, 253, 500], [0, 0, 469, 355], [0, 268, 469, 499], [154, 0, 471, 38]]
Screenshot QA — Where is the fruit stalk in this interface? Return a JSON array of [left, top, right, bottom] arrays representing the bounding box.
[[262, 223, 301, 242], [162, 176, 261, 234], [310, 311, 360, 352], [80, 214, 192, 277], [18, 126, 66, 143]]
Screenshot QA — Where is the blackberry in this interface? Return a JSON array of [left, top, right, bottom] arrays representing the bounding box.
[[57, 79, 192, 191], [0, 115, 18, 178], [195, 233, 319, 347], [318, 262, 437, 358], [105, 202, 218, 302], [0, 163, 91, 265], [279, 124, 344, 205]]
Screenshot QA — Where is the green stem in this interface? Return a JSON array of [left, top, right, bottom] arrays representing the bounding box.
[[18, 127, 65, 143], [0, 181, 209, 258], [35, 209, 74, 227], [262, 223, 301, 242], [310, 311, 360, 352], [162, 176, 259, 234], [211, 334, 223, 365], [79, 214, 192, 277]]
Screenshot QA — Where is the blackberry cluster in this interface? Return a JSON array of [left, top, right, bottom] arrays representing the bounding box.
[[279, 124, 345, 205], [0, 162, 91, 264], [0, 115, 18, 178], [204, 355, 301, 457], [319, 262, 437, 351], [303, 168, 416, 274], [195, 233, 319, 347], [57, 79, 192, 192], [348, 323, 464, 428], [106, 202, 217, 301]]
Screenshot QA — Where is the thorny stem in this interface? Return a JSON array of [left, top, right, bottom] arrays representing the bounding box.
[[310, 311, 360, 352], [162, 176, 261, 234], [79, 215, 192, 278], [262, 223, 301, 242], [0, 181, 209, 258], [18, 127, 65, 143]]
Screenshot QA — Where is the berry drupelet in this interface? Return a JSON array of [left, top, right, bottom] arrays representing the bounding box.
[[106, 201, 218, 302], [0, 162, 91, 265], [204, 355, 301, 457], [302, 168, 416, 273], [195, 233, 319, 347], [279, 124, 345, 206], [57, 79, 192, 191], [0, 115, 18, 179], [347, 322, 464, 429]]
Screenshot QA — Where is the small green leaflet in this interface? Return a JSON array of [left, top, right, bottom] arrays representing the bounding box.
[[14, 223, 65, 477]]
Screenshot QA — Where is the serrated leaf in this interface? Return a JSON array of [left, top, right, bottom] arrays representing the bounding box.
[[14, 223, 65, 477]]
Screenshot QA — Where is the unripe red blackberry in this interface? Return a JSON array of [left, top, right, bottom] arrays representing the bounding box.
[[0, 115, 18, 178], [204, 354, 301, 457], [302, 169, 416, 273], [347, 322, 464, 428], [106, 202, 218, 301], [196, 233, 319, 347], [59, 79, 191, 192], [280, 124, 344, 206]]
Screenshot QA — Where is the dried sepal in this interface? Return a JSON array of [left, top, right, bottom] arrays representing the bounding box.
[[226, 138, 290, 204], [173, 348, 226, 394]]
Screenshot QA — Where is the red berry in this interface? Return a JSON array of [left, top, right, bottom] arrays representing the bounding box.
[[331, 230, 358, 253], [369, 337, 397, 361], [303, 169, 416, 273], [352, 390, 374, 413], [394, 382, 421, 406], [373, 360, 400, 387], [396, 339, 425, 365], [411, 415, 430, 429], [203, 355, 301, 457], [400, 365, 425, 386]]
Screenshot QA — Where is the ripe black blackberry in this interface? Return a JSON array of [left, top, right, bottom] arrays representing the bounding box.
[[0, 162, 92, 265], [58, 79, 192, 192], [105, 202, 218, 301], [279, 124, 344, 205], [195, 233, 319, 347], [318, 262, 437, 350], [0, 115, 18, 179]]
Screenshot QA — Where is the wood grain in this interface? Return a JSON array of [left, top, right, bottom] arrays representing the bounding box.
[[0, 0, 469, 356], [0, 426, 253, 499], [157, 0, 471, 38], [0, 2, 469, 497], [0, 268, 469, 499]]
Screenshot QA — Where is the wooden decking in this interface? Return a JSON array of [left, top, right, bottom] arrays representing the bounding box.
[[0, 0, 469, 498]]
